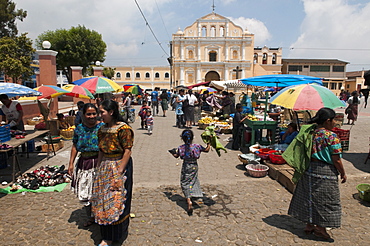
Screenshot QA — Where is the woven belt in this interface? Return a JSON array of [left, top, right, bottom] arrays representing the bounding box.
[[183, 158, 197, 162], [80, 151, 99, 157], [111, 214, 130, 225], [104, 153, 122, 158]]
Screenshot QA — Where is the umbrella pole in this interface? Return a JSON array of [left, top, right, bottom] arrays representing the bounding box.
[[294, 111, 301, 130]]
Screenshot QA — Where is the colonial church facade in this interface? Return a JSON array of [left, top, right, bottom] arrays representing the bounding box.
[[114, 12, 282, 90]]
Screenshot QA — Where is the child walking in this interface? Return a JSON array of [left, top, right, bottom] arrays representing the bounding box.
[[146, 110, 154, 135], [170, 130, 210, 215], [138, 101, 150, 129]]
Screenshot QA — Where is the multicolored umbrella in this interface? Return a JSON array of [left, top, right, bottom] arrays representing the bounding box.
[[270, 83, 346, 110], [240, 74, 323, 87], [123, 84, 143, 95], [19, 85, 69, 100], [0, 82, 42, 98], [73, 76, 123, 94], [62, 84, 95, 99], [200, 87, 217, 94]]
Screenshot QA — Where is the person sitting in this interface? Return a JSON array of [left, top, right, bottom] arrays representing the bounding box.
[[281, 122, 298, 144], [57, 113, 70, 129]]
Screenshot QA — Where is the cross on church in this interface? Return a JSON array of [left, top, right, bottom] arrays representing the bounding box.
[[233, 66, 242, 79], [212, 0, 216, 12]]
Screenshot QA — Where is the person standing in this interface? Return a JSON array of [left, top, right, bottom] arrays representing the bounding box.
[[346, 91, 360, 125], [220, 91, 232, 117], [150, 87, 160, 116], [92, 100, 134, 246], [138, 101, 150, 129], [0, 94, 24, 130], [232, 103, 248, 150], [146, 110, 154, 135], [286, 107, 346, 240], [170, 130, 210, 215], [68, 103, 104, 227], [183, 89, 198, 128], [170, 90, 178, 111], [75, 101, 85, 126], [175, 89, 186, 128], [160, 90, 169, 117]]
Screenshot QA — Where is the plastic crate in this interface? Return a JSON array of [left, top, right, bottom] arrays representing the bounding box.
[[341, 140, 350, 151], [332, 127, 350, 140], [27, 139, 35, 152]]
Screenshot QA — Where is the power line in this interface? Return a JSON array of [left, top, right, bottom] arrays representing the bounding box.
[[134, 0, 169, 57], [155, 0, 171, 40], [288, 47, 370, 51]]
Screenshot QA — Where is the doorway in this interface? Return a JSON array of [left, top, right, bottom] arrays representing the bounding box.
[[205, 71, 220, 81]]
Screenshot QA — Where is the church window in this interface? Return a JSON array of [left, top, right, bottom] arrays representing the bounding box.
[[126, 72, 130, 78], [220, 26, 224, 37], [233, 50, 238, 60], [209, 51, 217, 62], [165, 72, 170, 78], [210, 26, 216, 37], [202, 26, 207, 37], [155, 72, 160, 78], [136, 72, 140, 78], [253, 53, 258, 64], [272, 53, 277, 64], [145, 72, 150, 78], [262, 53, 267, 64], [116, 72, 121, 78], [188, 50, 194, 59]]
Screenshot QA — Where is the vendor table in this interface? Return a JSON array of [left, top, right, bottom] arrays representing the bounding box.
[[0, 130, 54, 182], [242, 118, 278, 146]]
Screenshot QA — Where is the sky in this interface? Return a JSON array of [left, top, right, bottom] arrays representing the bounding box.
[[14, 0, 370, 72]]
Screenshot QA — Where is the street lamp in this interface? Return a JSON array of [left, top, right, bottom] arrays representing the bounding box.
[[42, 41, 51, 49], [95, 61, 101, 66]]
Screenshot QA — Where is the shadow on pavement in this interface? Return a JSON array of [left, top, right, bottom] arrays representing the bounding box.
[[352, 193, 370, 207], [68, 208, 101, 245], [342, 153, 370, 173], [262, 214, 335, 243], [163, 190, 188, 213]]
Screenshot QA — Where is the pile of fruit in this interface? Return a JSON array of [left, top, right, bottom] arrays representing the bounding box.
[[246, 114, 258, 121], [198, 116, 213, 125]]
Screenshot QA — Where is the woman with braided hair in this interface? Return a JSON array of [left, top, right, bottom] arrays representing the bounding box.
[[170, 130, 210, 215]]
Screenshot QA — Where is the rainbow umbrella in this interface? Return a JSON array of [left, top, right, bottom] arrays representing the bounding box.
[[200, 87, 217, 94], [19, 85, 69, 100], [73, 76, 123, 94], [62, 84, 95, 99], [123, 84, 143, 95], [270, 83, 346, 110]]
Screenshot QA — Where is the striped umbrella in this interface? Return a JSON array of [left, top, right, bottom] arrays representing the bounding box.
[[19, 85, 69, 100], [270, 83, 346, 110], [123, 84, 143, 95], [73, 76, 123, 94], [62, 84, 95, 99]]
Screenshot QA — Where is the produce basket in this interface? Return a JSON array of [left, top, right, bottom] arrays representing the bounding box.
[[256, 148, 274, 160], [60, 130, 74, 140], [238, 154, 260, 165], [246, 163, 269, 178], [356, 183, 370, 202], [26, 119, 41, 125], [268, 150, 286, 164]]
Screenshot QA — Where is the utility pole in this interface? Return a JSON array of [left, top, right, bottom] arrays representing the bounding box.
[[167, 41, 173, 90]]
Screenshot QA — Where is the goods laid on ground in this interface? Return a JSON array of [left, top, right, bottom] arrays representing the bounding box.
[[246, 163, 269, 178], [356, 183, 370, 202], [198, 116, 233, 133]]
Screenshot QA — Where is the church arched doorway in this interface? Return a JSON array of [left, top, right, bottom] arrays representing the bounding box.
[[205, 71, 220, 81]]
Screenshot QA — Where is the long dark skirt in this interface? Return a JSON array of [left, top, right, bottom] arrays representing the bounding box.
[[181, 160, 203, 198], [100, 158, 133, 242], [288, 161, 341, 228], [347, 104, 358, 121], [184, 105, 195, 122]]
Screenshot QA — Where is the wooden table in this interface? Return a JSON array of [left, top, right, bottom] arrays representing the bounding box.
[[0, 130, 53, 182], [242, 118, 278, 146]]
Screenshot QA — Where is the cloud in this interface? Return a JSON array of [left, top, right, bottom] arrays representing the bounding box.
[[288, 0, 370, 71], [228, 17, 272, 45]]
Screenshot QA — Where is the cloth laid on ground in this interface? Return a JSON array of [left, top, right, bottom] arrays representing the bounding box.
[[0, 183, 68, 194], [282, 124, 316, 183], [201, 125, 227, 157]]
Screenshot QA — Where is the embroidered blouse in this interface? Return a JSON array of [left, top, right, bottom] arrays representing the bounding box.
[[178, 143, 205, 160], [73, 122, 104, 153], [311, 129, 342, 164], [98, 122, 134, 154]]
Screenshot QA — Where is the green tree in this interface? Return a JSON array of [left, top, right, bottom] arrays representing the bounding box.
[[0, 33, 35, 84], [35, 25, 107, 82], [103, 67, 115, 79], [0, 0, 27, 38]]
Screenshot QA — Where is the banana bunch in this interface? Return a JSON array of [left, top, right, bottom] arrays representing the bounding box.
[[198, 117, 213, 124]]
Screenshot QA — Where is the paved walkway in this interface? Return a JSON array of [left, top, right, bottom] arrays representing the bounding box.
[[0, 102, 369, 245]]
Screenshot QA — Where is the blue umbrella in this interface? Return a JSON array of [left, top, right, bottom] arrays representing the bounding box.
[[239, 74, 323, 87], [0, 82, 42, 98]]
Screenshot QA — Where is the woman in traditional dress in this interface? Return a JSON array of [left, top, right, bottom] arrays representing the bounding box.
[[160, 89, 169, 117], [91, 100, 134, 246], [288, 108, 347, 240], [170, 130, 210, 215], [346, 91, 360, 125], [68, 103, 104, 227]]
